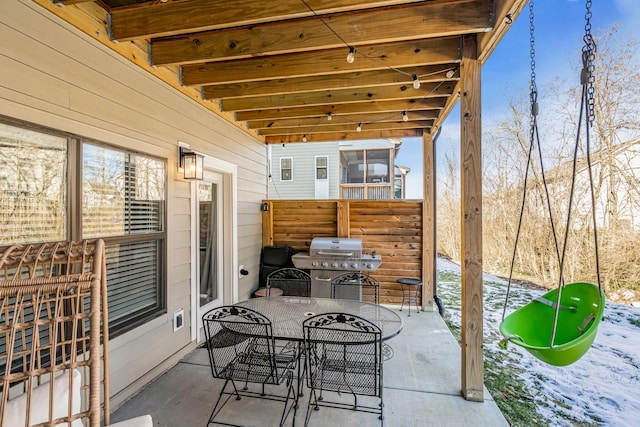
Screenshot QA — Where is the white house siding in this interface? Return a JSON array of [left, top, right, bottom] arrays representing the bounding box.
[[1, 0, 267, 406], [269, 142, 340, 199]]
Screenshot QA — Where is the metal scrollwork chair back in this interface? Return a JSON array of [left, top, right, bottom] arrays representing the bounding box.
[[266, 267, 311, 297], [331, 272, 380, 304], [202, 305, 298, 426]]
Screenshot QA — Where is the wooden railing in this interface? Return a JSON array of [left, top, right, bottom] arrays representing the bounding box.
[[340, 183, 393, 199], [261, 199, 424, 305]]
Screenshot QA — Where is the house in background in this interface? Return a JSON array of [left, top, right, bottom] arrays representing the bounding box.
[[545, 138, 640, 230], [268, 138, 411, 200]]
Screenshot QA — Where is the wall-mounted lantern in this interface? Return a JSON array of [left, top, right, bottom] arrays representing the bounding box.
[[179, 146, 204, 180]]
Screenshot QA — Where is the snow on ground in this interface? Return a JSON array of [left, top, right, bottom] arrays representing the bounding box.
[[436, 258, 640, 426]]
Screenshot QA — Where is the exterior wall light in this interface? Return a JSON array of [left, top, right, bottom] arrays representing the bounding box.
[[179, 146, 204, 180]]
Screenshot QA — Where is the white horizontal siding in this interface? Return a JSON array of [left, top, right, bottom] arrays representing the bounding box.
[[269, 142, 340, 199]]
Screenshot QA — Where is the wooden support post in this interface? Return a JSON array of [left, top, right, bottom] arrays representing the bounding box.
[[261, 200, 274, 247], [460, 34, 484, 402], [337, 200, 350, 238], [422, 132, 436, 311]]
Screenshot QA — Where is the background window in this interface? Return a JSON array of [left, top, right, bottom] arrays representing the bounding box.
[[341, 149, 390, 184], [366, 150, 390, 183], [281, 158, 292, 181], [316, 156, 328, 180], [341, 151, 364, 183], [394, 177, 403, 199]]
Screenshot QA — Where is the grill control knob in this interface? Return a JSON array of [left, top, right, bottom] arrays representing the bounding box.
[[331, 262, 338, 268], [366, 263, 373, 269], [321, 262, 329, 268], [351, 263, 358, 268], [341, 263, 348, 269], [312, 261, 319, 267]]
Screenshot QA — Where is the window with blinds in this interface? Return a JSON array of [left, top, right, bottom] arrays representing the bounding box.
[[105, 240, 163, 331], [82, 142, 166, 334], [82, 144, 164, 238], [0, 118, 167, 337]]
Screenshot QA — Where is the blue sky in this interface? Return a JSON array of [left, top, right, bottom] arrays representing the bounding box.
[[396, 0, 640, 199]]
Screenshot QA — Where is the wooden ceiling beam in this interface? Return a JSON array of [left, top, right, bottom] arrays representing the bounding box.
[[52, 0, 93, 5], [150, 0, 492, 66], [265, 128, 423, 143], [247, 110, 439, 130], [219, 82, 455, 112], [202, 65, 458, 99], [478, 0, 527, 63], [110, 0, 432, 41], [258, 120, 433, 136], [182, 37, 461, 86], [234, 98, 446, 121]]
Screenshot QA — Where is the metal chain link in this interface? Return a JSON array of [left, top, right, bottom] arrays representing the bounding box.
[[529, 0, 538, 143], [582, 0, 596, 126]]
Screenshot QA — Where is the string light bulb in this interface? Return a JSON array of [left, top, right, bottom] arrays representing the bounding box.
[[445, 67, 457, 79], [356, 123, 362, 132], [412, 74, 421, 89], [302, 135, 307, 142], [402, 111, 409, 122], [346, 46, 356, 64], [327, 112, 332, 121]]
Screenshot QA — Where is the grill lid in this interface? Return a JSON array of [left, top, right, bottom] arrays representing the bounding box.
[[309, 237, 362, 258]]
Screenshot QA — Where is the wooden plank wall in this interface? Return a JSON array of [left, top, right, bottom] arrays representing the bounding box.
[[262, 199, 423, 305]]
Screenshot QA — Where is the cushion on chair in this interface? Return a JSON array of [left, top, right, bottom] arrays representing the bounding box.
[[2, 369, 83, 427], [109, 414, 154, 427]]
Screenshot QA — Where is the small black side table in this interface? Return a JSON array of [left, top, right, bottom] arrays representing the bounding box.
[[397, 278, 422, 316]]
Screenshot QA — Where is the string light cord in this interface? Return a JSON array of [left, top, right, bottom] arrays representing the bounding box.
[[296, 0, 456, 137], [295, 79, 448, 139], [299, 0, 460, 80]]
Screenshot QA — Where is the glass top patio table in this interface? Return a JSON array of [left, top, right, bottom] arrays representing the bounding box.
[[236, 296, 403, 341]]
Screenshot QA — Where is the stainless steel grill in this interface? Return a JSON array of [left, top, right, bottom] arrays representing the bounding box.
[[291, 237, 382, 298]]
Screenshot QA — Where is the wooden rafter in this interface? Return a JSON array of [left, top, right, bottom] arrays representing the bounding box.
[[109, 0, 436, 41], [202, 65, 458, 99], [149, 0, 492, 66], [181, 37, 461, 86], [218, 82, 454, 112]]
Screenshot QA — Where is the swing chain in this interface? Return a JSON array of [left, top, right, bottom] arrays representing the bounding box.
[[582, 0, 596, 126], [529, 0, 538, 119]]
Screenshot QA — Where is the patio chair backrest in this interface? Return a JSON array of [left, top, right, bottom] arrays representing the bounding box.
[[331, 272, 380, 304], [202, 306, 280, 385], [266, 268, 311, 297], [303, 312, 382, 397], [0, 240, 110, 427]]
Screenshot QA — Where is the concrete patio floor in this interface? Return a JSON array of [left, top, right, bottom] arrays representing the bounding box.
[[110, 307, 508, 426]]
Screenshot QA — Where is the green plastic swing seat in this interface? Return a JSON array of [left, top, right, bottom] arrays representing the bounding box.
[[499, 282, 605, 366]]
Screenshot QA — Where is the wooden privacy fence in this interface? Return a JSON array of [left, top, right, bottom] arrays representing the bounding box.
[[262, 200, 426, 305]]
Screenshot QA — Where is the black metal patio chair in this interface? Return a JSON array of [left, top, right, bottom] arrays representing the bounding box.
[[330, 272, 380, 304], [266, 267, 311, 297], [303, 312, 383, 426], [202, 306, 298, 427]]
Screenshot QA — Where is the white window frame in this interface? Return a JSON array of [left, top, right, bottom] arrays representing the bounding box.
[[280, 157, 293, 181], [315, 156, 328, 180]]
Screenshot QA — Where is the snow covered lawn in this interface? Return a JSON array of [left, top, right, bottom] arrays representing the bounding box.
[[437, 258, 640, 426]]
